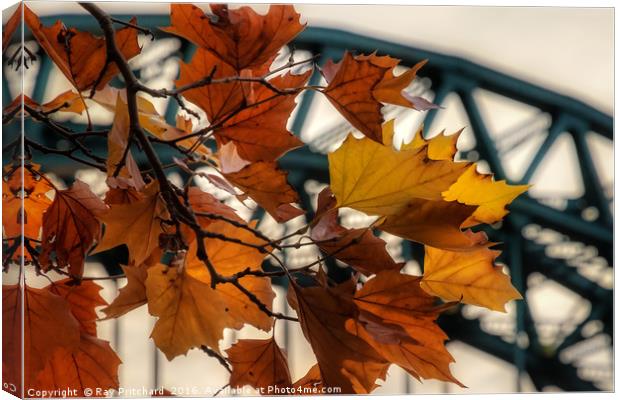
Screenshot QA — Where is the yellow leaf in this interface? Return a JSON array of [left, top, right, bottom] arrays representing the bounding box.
[[421, 246, 522, 312], [442, 165, 529, 227], [329, 121, 469, 216]]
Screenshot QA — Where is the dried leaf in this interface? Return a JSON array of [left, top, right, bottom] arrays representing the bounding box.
[[39, 180, 107, 278], [422, 246, 522, 312], [101, 263, 150, 319], [227, 337, 292, 390]]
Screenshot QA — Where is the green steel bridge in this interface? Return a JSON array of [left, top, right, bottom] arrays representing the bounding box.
[[3, 12, 613, 392]]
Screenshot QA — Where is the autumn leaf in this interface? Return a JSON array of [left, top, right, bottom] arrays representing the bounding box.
[[378, 198, 489, 251], [187, 186, 242, 227], [32, 333, 121, 396], [104, 177, 145, 205], [163, 4, 304, 71], [328, 120, 469, 217], [49, 279, 107, 336], [311, 188, 401, 275], [106, 95, 146, 190], [2, 164, 53, 241], [147, 221, 274, 359], [4, 91, 86, 119], [399, 125, 463, 160], [442, 164, 529, 227], [39, 180, 107, 279], [24, 5, 141, 92], [288, 278, 390, 394], [321, 53, 436, 142], [219, 143, 304, 223], [101, 264, 149, 319], [227, 337, 292, 390], [94, 182, 169, 266], [3, 284, 81, 387], [352, 271, 463, 386], [422, 246, 522, 312], [293, 364, 323, 390], [176, 48, 246, 123], [214, 70, 311, 162], [92, 86, 211, 156]]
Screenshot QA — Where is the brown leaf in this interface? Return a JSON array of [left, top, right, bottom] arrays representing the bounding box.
[[311, 188, 401, 276], [215, 70, 311, 162], [227, 337, 292, 390], [353, 271, 463, 386], [32, 333, 121, 397], [2, 3, 21, 52], [4, 91, 86, 119], [163, 4, 304, 70], [220, 143, 304, 223], [49, 279, 107, 336], [101, 263, 150, 319], [94, 182, 170, 266], [24, 5, 141, 91], [379, 198, 489, 251], [39, 180, 107, 279], [3, 284, 81, 388], [288, 278, 389, 394]]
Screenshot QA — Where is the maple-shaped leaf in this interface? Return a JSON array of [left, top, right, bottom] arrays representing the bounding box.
[[187, 186, 242, 227], [24, 5, 141, 92], [288, 278, 390, 394], [4, 91, 86, 120], [39, 180, 107, 279], [147, 221, 274, 359], [32, 333, 121, 397], [352, 271, 463, 386], [219, 143, 305, 223], [321, 53, 436, 143], [442, 165, 529, 227], [176, 48, 246, 123], [398, 125, 463, 161], [328, 120, 469, 217], [106, 95, 146, 190], [101, 264, 149, 319], [2, 164, 53, 241], [311, 188, 401, 275], [422, 246, 522, 312], [49, 279, 107, 336], [94, 182, 170, 266], [378, 198, 488, 251], [214, 70, 311, 162], [227, 337, 292, 391], [3, 284, 81, 388], [163, 4, 304, 70]]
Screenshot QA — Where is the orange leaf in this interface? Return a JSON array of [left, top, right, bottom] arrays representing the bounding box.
[[147, 221, 274, 359], [3, 284, 81, 388], [24, 5, 141, 91], [49, 279, 107, 336], [378, 198, 489, 251], [39, 180, 107, 279], [2, 163, 53, 241], [288, 278, 389, 394], [4, 91, 86, 118], [104, 177, 145, 205], [227, 337, 292, 390], [163, 4, 304, 70], [94, 182, 170, 266], [215, 70, 311, 162], [101, 264, 150, 319], [32, 333, 121, 397], [220, 143, 304, 223], [353, 271, 463, 386], [311, 188, 401, 275]]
